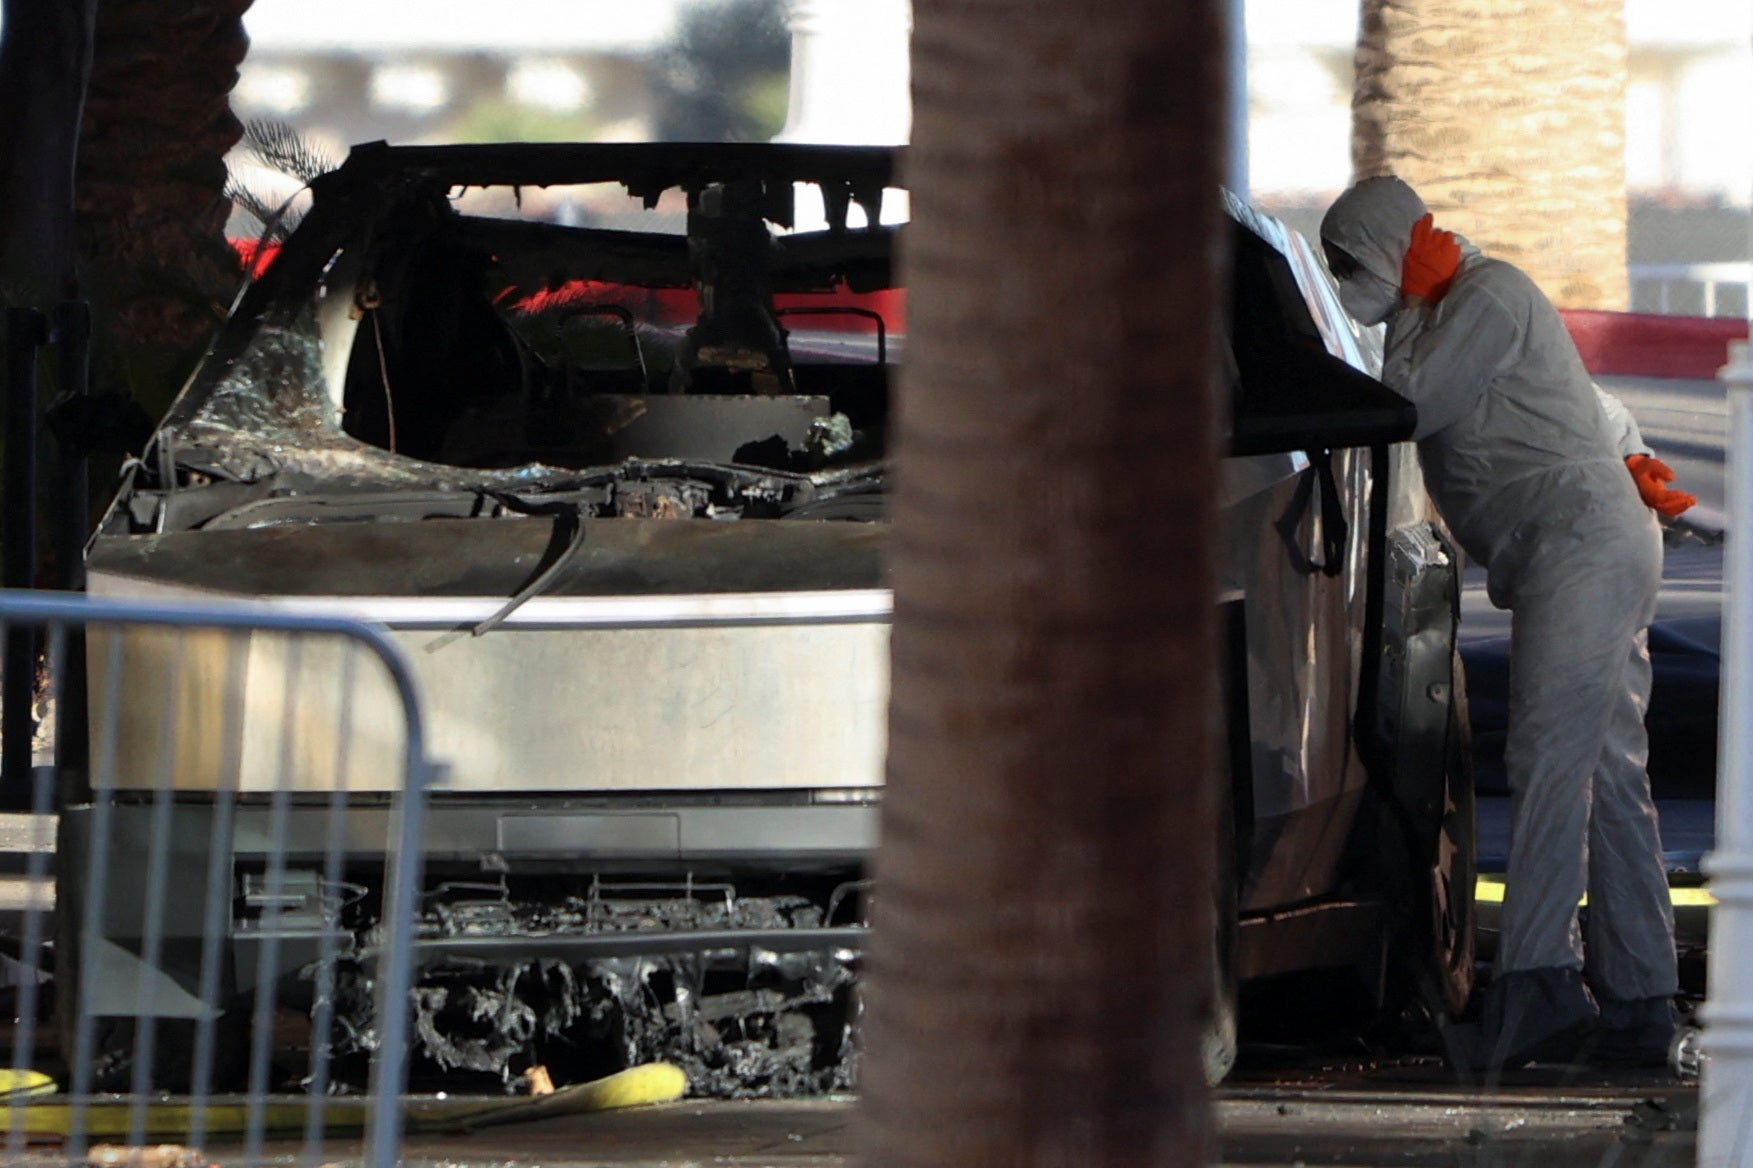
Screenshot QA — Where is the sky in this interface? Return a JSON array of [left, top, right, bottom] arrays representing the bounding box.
[[240, 0, 686, 53]]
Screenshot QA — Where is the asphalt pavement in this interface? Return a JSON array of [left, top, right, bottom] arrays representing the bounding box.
[[168, 1079, 1693, 1168]]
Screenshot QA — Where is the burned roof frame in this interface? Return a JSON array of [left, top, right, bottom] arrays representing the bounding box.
[[183, 142, 905, 431], [317, 139, 903, 229]]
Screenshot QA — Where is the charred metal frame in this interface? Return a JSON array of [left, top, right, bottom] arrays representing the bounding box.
[[174, 140, 898, 436]]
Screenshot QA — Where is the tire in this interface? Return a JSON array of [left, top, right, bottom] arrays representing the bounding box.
[[1204, 785, 1240, 1085], [1425, 661, 1477, 1017], [1203, 913, 1239, 1084], [77, 1015, 250, 1094], [1371, 651, 1477, 1043]]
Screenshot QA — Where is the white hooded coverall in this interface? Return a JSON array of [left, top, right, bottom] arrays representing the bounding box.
[[1321, 178, 1677, 1007]]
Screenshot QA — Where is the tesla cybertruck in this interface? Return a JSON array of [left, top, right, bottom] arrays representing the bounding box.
[[66, 142, 1472, 1092]]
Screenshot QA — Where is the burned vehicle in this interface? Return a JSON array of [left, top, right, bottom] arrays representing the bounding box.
[[66, 142, 1472, 1092]]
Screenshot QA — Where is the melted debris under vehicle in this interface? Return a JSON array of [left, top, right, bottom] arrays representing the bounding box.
[[325, 880, 864, 1098]]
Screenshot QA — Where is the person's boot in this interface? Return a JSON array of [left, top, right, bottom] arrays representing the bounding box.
[[1591, 995, 1681, 1068], [1442, 967, 1599, 1075]]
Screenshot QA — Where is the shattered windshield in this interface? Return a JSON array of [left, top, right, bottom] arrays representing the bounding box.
[[155, 151, 904, 527]]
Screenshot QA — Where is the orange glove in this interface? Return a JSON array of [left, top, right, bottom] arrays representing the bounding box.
[[1401, 213, 1462, 302], [1626, 454, 1696, 517]]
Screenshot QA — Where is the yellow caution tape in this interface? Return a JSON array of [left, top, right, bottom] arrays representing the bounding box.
[[1475, 876, 1716, 907], [1, 1062, 687, 1141]]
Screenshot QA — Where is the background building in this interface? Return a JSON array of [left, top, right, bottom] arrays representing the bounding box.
[[233, 1, 682, 149]]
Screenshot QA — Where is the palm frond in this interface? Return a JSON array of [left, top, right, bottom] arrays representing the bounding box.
[[225, 119, 330, 247], [223, 174, 305, 246], [242, 118, 337, 185], [223, 178, 283, 232]]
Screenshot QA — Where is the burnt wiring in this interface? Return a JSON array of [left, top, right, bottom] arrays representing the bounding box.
[[355, 280, 399, 454]]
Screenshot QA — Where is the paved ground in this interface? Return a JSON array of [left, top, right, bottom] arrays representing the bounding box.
[[154, 1074, 1691, 1167]]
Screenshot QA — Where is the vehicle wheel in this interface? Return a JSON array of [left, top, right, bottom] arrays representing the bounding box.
[[77, 1016, 249, 1094], [1204, 787, 1240, 1085], [1425, 666, 1477, 1017], [1372, 652, 1477, 1041]]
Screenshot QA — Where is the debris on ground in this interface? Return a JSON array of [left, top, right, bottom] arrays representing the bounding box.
[[1625, 1095, 1699, 1137], [86, 1145, 209, 1168]]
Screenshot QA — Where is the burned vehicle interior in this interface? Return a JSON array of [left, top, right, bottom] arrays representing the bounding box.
[[338, 178, 894, 478], [118, 144, 902, 549], [79, 143, 1469, 1094]]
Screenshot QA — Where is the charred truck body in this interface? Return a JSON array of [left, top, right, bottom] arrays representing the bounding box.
[[66, 143, 1473, 1093]]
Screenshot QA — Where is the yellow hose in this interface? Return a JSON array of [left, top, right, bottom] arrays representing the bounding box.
[[0, 1063, 688, 1141]]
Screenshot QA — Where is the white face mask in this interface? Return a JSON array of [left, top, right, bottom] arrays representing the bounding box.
[[1337, 268, 1400, 327]]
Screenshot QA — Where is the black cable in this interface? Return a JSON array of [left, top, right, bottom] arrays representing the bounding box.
[[468, 492, 588, 637]]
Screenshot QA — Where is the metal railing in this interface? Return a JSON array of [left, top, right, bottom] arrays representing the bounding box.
[[1629, 261, 1753, 318], [0, 590, 437, 1168], [1700, 339, 1753, 1167]]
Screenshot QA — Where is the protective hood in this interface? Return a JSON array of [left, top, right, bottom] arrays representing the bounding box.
[[1320, 175, 1428, 287]]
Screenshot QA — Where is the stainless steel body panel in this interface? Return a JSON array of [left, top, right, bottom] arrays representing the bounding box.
[[86, 569, 891, 795], [403, 617, 887, 794], [64, 799, 877, 880], [1219, 447, 1373, 908]]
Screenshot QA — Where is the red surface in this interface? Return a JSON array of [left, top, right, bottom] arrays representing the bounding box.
[[1561, 308, 1747, 380], [224, 239, 909, 336], [505, 280, 907, 334], [230, 237, 280, 278]]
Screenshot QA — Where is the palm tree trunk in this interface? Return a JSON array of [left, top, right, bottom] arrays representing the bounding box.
[[0, 0, 98, 303], [859, 1, 1227, 1165], [1352, 0, 1629, 310], [76, 0, 253, 412]]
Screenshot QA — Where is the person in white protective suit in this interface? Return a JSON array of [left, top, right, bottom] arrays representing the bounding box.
[[1319, 176, 1697, 1073]]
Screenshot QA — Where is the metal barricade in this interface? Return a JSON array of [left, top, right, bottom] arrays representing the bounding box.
[[0, 590, 437, 1168]]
